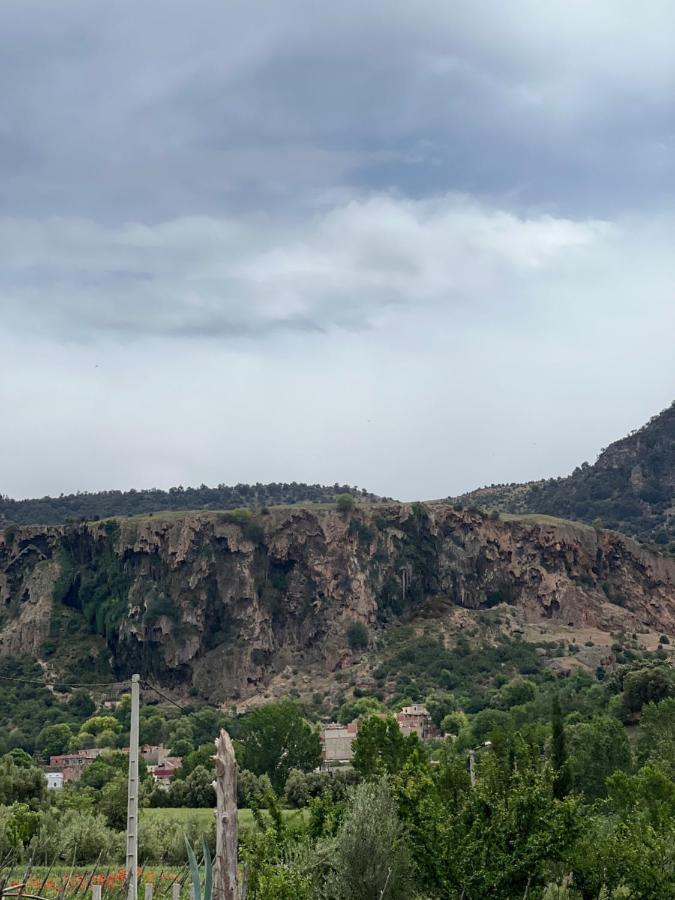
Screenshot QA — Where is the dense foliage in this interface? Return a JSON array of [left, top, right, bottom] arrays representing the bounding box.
[[0, 482, 379, 527], [1, 639, 674, 896]]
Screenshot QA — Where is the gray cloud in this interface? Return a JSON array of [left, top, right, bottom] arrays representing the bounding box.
[[1, 0, 674, 500], [0, 197, 610, 338], [2, 0, 675, 222]]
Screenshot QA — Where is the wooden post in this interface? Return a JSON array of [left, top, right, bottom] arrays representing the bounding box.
[[144, 885, 154, 900], [212, 729, 238, 900]]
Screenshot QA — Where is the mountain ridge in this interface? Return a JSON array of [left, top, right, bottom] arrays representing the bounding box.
[[456, 401, 674, 548]]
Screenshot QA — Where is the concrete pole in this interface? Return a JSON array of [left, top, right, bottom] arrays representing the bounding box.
[[126, 674, 141, 900], [468, 749, 476, 788]]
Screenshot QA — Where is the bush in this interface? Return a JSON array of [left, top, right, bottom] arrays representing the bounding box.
[[346, 621, 369, 651], [31, 809, 122, 864], [336, 493, 355, 513], [284, 768, 359, 808], [323, 779, 413, 900], [238, 769, 273, 807]]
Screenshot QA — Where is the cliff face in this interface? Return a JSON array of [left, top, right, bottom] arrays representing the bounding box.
[[0, 504, 673, 701]]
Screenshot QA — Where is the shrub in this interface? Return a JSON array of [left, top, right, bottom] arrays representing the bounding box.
[[31, 809, 122, 864], [323, 779, 413, 900]]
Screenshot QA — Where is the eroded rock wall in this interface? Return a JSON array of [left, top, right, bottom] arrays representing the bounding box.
[[0, 505, 673, 700]]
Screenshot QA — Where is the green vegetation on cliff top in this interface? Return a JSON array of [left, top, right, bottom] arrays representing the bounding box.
[[0, 482, 381, 527], [457, 401, 674, 547]]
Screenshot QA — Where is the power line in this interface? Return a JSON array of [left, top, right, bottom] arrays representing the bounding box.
[[140, 680, 190, 714], [0, 670, 192, 715], [0, 672, 129, 689]]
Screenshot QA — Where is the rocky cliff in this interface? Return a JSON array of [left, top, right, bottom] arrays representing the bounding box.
[[0, 504, 673, 701]]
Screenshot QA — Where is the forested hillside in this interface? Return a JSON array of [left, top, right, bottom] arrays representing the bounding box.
[[457, 402, 674, 547], [0, 482, 380, 526]]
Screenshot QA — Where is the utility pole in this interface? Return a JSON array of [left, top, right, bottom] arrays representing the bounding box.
[[126, 674, 141, 900]]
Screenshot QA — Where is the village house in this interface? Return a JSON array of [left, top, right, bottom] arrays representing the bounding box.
[[45, 772, 64, 790], [46, 744, 177, 784], [320, 705, 439, 765], [320, 722, 358, 766], [47, 748, 103, 783], [396, 704, 439, 740], [148, 756, 182, 787]]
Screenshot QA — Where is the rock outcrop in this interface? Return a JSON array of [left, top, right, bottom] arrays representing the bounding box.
[[1, 504, 673, 700]]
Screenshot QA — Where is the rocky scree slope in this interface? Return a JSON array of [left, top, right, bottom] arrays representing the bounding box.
[[0, 505, 673, 702], [456, 401, 674, 545]]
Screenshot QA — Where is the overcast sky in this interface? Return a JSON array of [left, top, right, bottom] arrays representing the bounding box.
[[1, 0, 674, 501]]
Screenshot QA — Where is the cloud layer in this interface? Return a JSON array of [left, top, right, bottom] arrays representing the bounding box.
[[1, 0, 674, 499], [1, 196, 611, 339]]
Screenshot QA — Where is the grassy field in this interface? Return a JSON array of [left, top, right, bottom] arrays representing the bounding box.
[[500, 512, 593, 529]]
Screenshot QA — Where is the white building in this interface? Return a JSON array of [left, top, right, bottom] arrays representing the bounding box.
[[46, 772, 64, 790]]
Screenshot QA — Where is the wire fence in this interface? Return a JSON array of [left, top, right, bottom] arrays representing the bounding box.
[[0, 854, 191, 900]]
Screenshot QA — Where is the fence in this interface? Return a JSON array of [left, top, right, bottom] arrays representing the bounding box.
[[0, 857, 193, 900]]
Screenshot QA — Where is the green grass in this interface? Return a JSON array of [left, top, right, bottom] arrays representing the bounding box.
[[141, 806, 214, 825], [501, 512, 593, 529]]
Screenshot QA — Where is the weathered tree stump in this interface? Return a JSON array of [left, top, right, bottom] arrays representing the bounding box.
[[212, 729, 239, 900]]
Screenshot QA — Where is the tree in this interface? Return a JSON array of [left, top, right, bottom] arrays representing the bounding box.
[[346, 621, 368, 650], [470, 708, 511, 744], [551, 694, 570, 799], [81, 715, 121, 736], [140, 713, 167, 746], [336, 696, 383, 725], [636, 698, 675, 777], [181, 765, 217, 807], [572, 766, 675, 898], [237, 701, 321, 793], [0, 754, 46, 805], [99, 774, 128, 829], [446, 752, 582, 898], [176, 742, 217, 779], [36, 723, 72, 761], [352, 715, 416, 778], [499, 677, 536, 709], [336, 493, 355, 513], [623, 664, 675, 713], [568, 716, 631, 800], [70, 731, 96, 750], [424, 690, 458, 727], [440, 711, 468, 736], [67, 690, 96, 720]]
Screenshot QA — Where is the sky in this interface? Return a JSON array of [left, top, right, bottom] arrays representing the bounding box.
[[1, 0, 674, 501]]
